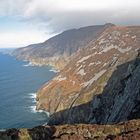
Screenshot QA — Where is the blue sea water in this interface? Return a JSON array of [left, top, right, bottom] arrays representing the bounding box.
[[0, 53, 56, 129]]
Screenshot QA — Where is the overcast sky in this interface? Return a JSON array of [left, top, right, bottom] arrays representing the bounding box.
[[0, 0, 140, 48]]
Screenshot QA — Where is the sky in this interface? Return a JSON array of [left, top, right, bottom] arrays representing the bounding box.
[[0, 0, 140, 48]]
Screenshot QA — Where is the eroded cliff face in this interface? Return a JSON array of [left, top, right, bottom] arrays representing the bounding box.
[[89, 51, 140, 124], [0, 119, 140, 140], [12, 24, 110, 70], [36, 25, 140, 125]]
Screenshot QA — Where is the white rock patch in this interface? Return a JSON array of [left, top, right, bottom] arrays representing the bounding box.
[[77, 69, 86, 76], [132, 35, 136, 39], [77, 54, 92, 63], [101, 45, 132, 53], [96, 61, 101, 65], [89, 62, 95, 66], [54, 75, 67, 81], [77, 65, 83, 71], [70, 80, 76, 85], [99, 38, 107, 45], [103, 63, 108, 67], [89, 61, 101, 66], [83, 69, 107, 87]]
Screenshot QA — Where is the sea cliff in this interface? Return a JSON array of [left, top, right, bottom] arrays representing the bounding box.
[[36, 25, 140, 125], [6, 24, 140, 140]]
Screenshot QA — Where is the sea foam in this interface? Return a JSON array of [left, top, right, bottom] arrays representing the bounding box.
[[23, 62, 34, 67], [28, 93, 36, 103], [49, 68, 60, 73], [23, 62, 43, 67], [28, 93, 48, 114], [29, 93, 37, 99], [30, 105, 49, 115], [28, 93, 38, 113]]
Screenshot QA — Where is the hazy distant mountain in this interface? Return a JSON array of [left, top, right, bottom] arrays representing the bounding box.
[[0, 48, 15, 55], [12, 23, 113, 69]]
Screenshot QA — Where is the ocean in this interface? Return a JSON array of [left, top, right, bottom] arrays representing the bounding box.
[[0, 53, 56, 129]]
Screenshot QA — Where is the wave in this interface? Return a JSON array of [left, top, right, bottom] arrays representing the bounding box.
[[23, 62, 43, 67], [28, 93, 38, 113], [0, 129, 6, 132], [23, 62, 35, 67], [49, 68, 60, 73], [30, 105, 38, 113], [28, 93, 37, 99], [28, 93, 49, 115], [23, 61, 60, 73], [29, 105, 50, 116], [28, 93, 36, 103]]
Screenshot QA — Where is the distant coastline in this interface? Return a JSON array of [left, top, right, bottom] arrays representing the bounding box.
[[22, 61, 60, 73]]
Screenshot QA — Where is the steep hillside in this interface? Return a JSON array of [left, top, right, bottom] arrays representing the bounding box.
[[36, 25, 140, 125], [0, 119, 140, 140], [89, 50, 140, 124], [12, 24, 111, 69]]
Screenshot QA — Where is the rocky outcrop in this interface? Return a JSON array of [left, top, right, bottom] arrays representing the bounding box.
[[12, 24, 111, 70], [0, 119, 140, 140], [89, 50, 140, 124], [36, 25, 140, 125]]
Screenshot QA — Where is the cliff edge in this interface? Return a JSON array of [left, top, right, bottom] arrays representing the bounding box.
[[0, 119, 140, 140]]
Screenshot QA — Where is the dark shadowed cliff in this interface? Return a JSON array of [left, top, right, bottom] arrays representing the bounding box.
[[89, 50, 140, 124]]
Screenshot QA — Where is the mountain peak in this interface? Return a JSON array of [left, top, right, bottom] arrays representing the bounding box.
[[104, 23, 115, 27], [12, 24, 109, 69]]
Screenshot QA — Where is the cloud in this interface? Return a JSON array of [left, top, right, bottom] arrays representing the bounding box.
[[22, 0, 140, 32], [1, 0, 140, 33], [0, 30, 50, 48], [0, 0, 140, 48], [0, 0, 30, 17]]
